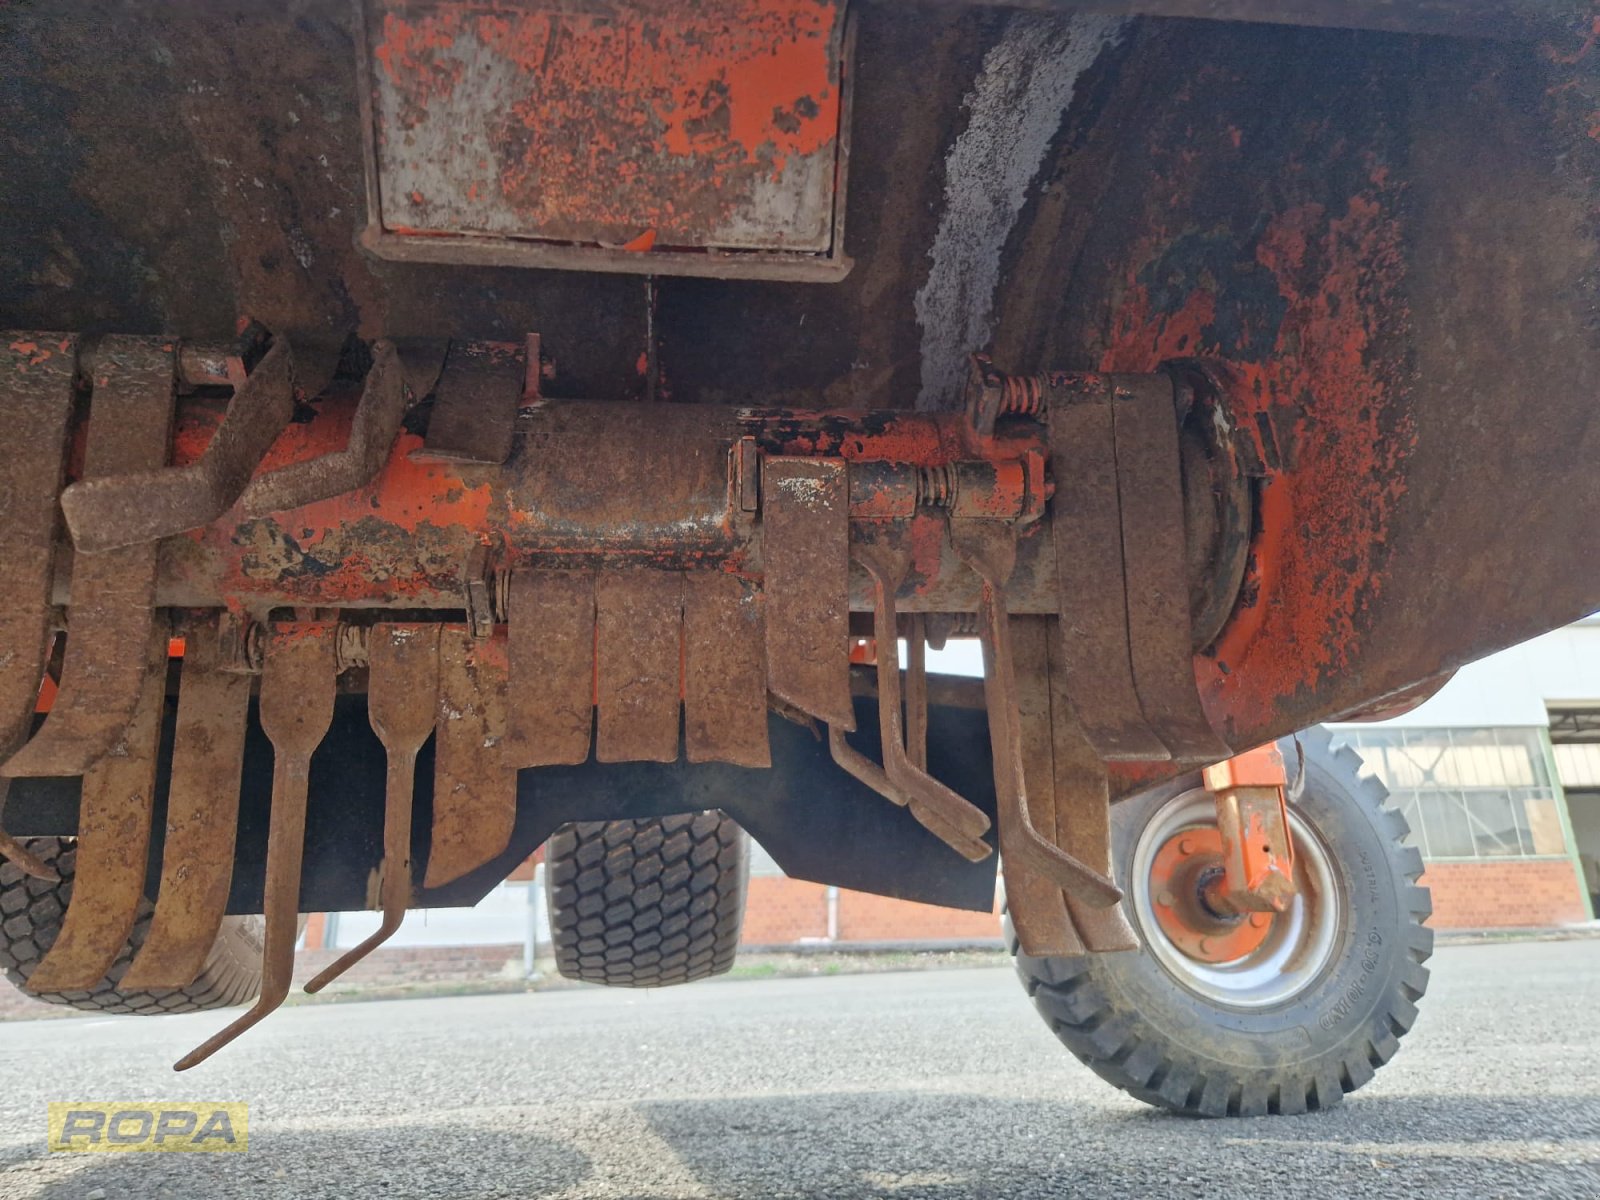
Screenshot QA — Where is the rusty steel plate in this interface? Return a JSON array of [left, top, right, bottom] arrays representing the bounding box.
[[1005, 615, 1084, 958], [357, 0, 851, 279], [122, 622, 254, 991], [1047, 391, 1170, 764], [684, 572, 769, 767], [506, 570, 595, 767], [595, 570, 683, 764], [60, 339, 294, 553], [0, 334, 78, 834], [412, 340, 522, 466], [176, 622, 337, 1071], [305, 623, 441, 992], [2, 337, 176, 780], [424, 627, 515, 888], [762, 456, 853, 729], [26, 627, 167, 993], [1113, 378, 1234, 764]]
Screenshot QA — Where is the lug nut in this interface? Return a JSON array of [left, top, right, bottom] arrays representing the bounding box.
[[1178, 837, 1194, 855], [1249, 913, 1270, 929], [1157, 889, 1176, 907]]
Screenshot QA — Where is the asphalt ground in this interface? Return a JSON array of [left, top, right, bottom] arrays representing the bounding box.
[[0, 940, 1596, 1199]]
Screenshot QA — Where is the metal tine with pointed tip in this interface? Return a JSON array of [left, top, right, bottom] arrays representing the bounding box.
[[423, 627, 515, 890], [121, 617, 253, 991], [952, 523, 1122, 908], [304, 623, 441, 993], [24, 626, 168, 993], [0, 334, 78, 880], [175, 622, 336, 1072], [1, 336, 176, 781], [905, 613, 929, 774], [853, 541, 991, 858]]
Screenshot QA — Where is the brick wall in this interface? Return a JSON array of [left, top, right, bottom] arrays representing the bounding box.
[[1421, 859, 1589, 929], [739, 877, 1001, 947]]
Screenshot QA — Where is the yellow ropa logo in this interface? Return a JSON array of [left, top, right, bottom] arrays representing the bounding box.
[[48, 1103, 248, 1153]]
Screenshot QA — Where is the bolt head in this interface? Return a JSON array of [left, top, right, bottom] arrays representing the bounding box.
[[1177, 837, 1194, 855], [1249, 913, 1270, 929], [1156, 889, 1176, 907]]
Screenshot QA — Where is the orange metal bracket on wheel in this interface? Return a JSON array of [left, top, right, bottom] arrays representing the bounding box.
[[1202, 743, 1296, 914]]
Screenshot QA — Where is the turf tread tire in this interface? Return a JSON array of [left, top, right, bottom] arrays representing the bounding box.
[[547, 811, 746, 987], [0, 837, 266, 1014]]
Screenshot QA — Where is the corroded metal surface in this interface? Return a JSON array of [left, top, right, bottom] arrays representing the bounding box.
[[358, 0, 850, 278], [683, 572, 770, 768], [239, 341, 406, 516], [60, 339, 294, 553], [3, 337, 175, 779], [305, 623, 441, 992], [762, 457, 853, 728], [506, 570, 595, 767], [25, 626, 167, 993], [1113, 376, 1232, 763], [0, 333, 77, 876], [413, 340, 522, 465], [122, 619, 253, 991], [176, 622, 336, 1071], [424, 627, 515, 888], [596, 570, 683, 764], [1046, 380, 1168, 763]]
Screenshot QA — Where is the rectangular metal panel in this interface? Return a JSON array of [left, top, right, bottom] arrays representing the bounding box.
[[425, 628, 516, 887], [762, 456, 853, 729], [595, 571, 683, 764], [684, 572, 769, 768], [506, 570, 596, 767], [359, 0, 851, 279]]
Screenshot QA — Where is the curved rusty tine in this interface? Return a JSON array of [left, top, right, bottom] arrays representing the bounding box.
[[175, 622, 336, 1072], [60, 339, 295, 554], [953, 523, 1122, 908], [304, 623, 441, 993], [424, 627, 515, 889], [826, 726, 990, 863], [0, 334, 78, 878], [905, 614, 929, 773], [26, 625, 168, 993], [238, 340, 406, 516], [121, 621, 253, 991], [854, 543, 990, 843], [0, 824, 59, 882], [2, 336, 176, 780]]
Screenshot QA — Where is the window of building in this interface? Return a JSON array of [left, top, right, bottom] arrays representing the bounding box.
[[1328, 726, 1568, 861]]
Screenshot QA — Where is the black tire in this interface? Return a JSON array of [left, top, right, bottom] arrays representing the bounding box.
[[546, 811, 747, 987], [1009, 726, 1433, 1117], [0, 836, 267, 1014]]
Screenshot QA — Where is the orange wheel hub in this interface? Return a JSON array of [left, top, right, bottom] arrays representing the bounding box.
[[1149, 827, 1275, 964]]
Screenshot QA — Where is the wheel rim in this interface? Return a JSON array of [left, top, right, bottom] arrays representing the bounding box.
[[1128, 786, 1343, 1009]]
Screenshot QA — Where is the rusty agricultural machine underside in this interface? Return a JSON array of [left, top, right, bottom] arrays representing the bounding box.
[[2, 0, 1600, 1073]]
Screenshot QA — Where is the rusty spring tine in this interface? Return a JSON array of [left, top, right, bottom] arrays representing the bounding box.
[[423, 628, 516, 889], [175, 622, 337, 1072], [684, 572, 770, 767], [26, 625, 168, 993], [596, 570, 683, 763], [1, 336, 176, 780], [905, 614, 929, 774], [238, 340, 406, 516], [826, 726, 990, 863], [60, 339, 295, 554], [0, 334, 78, 879], [506, 570, 595, 767], [855, 543, 991, 846], [121, 620, 253, 991], [954, 524, 1122, 908], [762, 457, 855, 730], [304, 624, 441, 993]]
